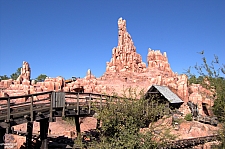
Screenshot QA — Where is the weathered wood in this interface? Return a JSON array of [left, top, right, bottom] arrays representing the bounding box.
[[40, 118, 49, 149], [100, 94, 102, 110], [49, 93, 53, 122], [164, 135, 219, 148], [0, 91, 52, 100], [0, 128, 6, 149], [74, 116, 80, 137], [30, 95, 34, 122], [88, 94, 91, 114], [26, 121, 33, 149], [76, 93, 79, 115], [6, 98, 10, 123]]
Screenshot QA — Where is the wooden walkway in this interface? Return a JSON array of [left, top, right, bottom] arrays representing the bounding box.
[[0, 91, 122, 149], [0, 91, 221, 149]]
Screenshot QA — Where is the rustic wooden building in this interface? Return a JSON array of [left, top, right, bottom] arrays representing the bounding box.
[[145, 85, 184, 111]]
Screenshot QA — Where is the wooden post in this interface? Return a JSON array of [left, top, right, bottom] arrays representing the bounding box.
[[77, 93, 79, 115], [146, 99, 149, 116], [40, 118, 49, 149], [6, 97, 11, 134], [30, 95, 34, 121], [74, 116, 81, 138], [88, 94, 91, 114], [100, 94, 102, 110], [26, 121, 33, 149], [49, 92, 53, 121], [0, 128, 6, 149]]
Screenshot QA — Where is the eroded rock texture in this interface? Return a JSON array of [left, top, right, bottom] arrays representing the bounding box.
[[0, 18, 214, 116], [17, 61, 31, 85], [106, 18, 146, 73]]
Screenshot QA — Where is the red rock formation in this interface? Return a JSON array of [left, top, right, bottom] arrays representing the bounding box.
[[0, 79, 13, 88], [188, 84, 214, 116], [17, 61, 31, 85], [106, 18, 146, 73], [0, 18, 215, 117], [147, 48, 173, 76]]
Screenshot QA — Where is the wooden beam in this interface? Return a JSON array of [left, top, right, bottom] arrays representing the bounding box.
[[26, 121, 33, 149], [76, 93, 79, 115], [40, 118, 49, 149], [74, 115, 80, 138], [0, 128, 6, 149], [147, 92, 160, 94]]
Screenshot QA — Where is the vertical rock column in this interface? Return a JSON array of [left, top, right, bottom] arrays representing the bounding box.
[[105, 17, 146, 73]]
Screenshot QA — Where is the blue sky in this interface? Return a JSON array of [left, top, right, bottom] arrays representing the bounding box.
[[0, 0, 224, 79]]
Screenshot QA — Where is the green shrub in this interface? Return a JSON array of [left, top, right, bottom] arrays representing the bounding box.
[[87, 87, 175, 148], [184, 113, 193, 121]]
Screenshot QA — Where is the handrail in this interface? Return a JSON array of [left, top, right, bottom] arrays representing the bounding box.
[[0, 91, 52, 100], [165, 134, 219, 148], [64, 92, 137, 100]]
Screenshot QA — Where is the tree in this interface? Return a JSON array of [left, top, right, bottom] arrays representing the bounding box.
[[0, 75, 10, 81], [35, 74, 47, 82], [188, 75, 204, 85], [85, 88, 174, 148], [187, 51, 225, 148], [10, 67, 21, 80]]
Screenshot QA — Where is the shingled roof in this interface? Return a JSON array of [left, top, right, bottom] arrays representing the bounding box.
[[146, 85, 184, 104]]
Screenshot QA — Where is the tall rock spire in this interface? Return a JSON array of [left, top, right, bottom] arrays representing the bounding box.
[[106, 18, 146, 73]]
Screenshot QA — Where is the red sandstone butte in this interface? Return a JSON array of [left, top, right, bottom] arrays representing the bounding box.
[[0, 17, 215, 116]]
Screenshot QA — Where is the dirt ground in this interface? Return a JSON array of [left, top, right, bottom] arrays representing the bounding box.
[[4, 116, 221, 149], [5, 117, 97, 149]]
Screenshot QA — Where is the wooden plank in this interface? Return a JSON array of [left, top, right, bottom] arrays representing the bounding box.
[[0, 91, 52, 100], [50, 92, 54, 121], [100, 94, 102, 110], [30, 95, 33, 121], [7, 98, 10, 122], [88, 94, 91, 114], [76, 93, 79, 115]]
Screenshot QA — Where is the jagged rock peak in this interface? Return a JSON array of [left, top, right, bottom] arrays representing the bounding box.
[[16, 61, 31, 85], [105, 18, 146, 73]]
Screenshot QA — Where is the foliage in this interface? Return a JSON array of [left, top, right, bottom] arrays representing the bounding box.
[[35, 74, 47, 82], [62, 117, 75, 126], [87, 88, 174, 149], [0, 67, 21, 81], [0, 75, 10, 81], [188, 75, 204, 85], [172, 117, 184, 125], [184, 113, 192, 121], [10, 67, 21, 80], [186, 51, 225, 148]]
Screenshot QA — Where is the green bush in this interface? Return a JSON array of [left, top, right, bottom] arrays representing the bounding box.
[[184, 113, 193, 121], [87, 88, 175, 148]]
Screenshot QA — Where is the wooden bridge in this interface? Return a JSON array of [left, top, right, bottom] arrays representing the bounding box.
[[0, 91, 122, 149], [0, 91, 220, 149]]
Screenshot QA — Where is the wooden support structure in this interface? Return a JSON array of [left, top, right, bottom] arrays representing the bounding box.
[[0, 128, 6, 149], [100, 94, 102, 110], [49, 92, 54, 121], [26, 121, 33, 149], [88, 94, 91, 114], [40, 118, 49, 149], [6, 97, 11, 134], [76, 93, 79, 115], [74, 115, 81, 140]]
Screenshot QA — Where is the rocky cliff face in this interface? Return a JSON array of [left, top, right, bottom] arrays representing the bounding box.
[[147, 48, 173, 76], [106, 18, 146, 73], [17, 61, 31, 85], [104, 18, 174, 79], [105, 18, 173, 75], [0, 18, 214, 116]]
